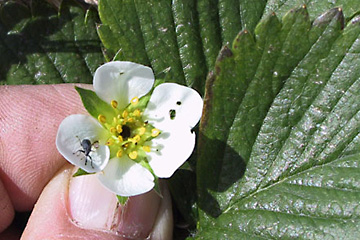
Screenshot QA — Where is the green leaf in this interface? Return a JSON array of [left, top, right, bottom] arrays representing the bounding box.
[[97, 0, 359, 96], [75, 86, 114, 120], [132, 1, 187, 85], [97, 0, 149, 64], [196, 7, 360, 238], [264, 0, 360, 21], [172, 0, 208, 91], [239, 0, 268, 32], [95, 0, 236, 95], [218, 0, 242, 46], [0, 0, 104, 84], [197, 0, 222, 71]]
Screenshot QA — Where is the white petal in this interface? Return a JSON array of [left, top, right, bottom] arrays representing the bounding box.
[[147, 126, 196, 178], [93, 61, 154, 109], [143, 83, 203, 131], [56, 114, 110, 173], [98, 156, 155, 197]]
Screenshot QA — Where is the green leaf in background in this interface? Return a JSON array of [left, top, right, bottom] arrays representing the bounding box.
[[0, 0, 104, 84], [96, 0, 224, 94], [2, 0, 358, 87], [96, 0, 360, 97], [264, 0, 360, 21], [196, 6, 360, 238], [97, 0, 150, 64]]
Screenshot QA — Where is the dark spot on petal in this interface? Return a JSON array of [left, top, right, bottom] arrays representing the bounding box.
[[176, 101, 182, 105], [169, 109, 176, 120]]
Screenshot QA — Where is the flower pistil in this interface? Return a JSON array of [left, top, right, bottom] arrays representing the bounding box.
[[98, 96, 160, 162]]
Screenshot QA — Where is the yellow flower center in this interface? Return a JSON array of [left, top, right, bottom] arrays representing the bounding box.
[[97, 97, 160, 161]]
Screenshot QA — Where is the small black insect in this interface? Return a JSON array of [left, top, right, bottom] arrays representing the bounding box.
[[74, 136, 99, 168], [169, 109, 176, 120]]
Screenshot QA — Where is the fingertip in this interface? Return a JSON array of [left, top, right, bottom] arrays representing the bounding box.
[[22, 164, 122, 240], [0, 179, 14, 232]]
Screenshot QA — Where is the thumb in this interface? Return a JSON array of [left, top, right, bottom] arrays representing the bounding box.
[[22, 164, 173, 240]]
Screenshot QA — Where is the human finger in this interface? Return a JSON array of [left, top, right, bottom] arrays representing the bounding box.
[[0, 84, 87, 212], [22, 164, 172, 239]]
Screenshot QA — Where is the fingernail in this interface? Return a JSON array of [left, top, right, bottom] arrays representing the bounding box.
[[68, 173, 119, 231], [117, 189, 161, 238], [68, 170, 164, 238]]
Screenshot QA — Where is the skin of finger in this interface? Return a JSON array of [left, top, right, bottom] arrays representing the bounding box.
[[0, 178, 14, 232], [149, 182, 173, 240], [22, 164, 131, 240], [0, 84, 89, 211]]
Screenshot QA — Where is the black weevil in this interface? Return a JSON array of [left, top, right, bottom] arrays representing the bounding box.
[[74, 136, 99, 168]]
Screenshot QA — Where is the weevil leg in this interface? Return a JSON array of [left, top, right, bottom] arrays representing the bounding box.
[[88, 155, 94, 169], [75, 136, 82, 145], [74, 149, 85, 156]]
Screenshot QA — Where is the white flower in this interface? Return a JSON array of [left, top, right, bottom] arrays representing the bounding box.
[[56, 61, 203, 197]]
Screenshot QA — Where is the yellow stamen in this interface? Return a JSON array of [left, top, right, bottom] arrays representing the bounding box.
[[118, 135, 124, 142], [143, 145, 151, 152], [127, 117, 134, 123], [131, 97, 139, 105], [132, 135, 141, 143], [98, 114, 106, 123], [129, 151, 138, 159], [122, 110, 128, 118], [116, 125, 123, 133], [113, 117, 117, 123], [110, 127, 117, 134], [133, 109, 141, 117], [151, 128, 160, 137], [138, 127, 146, 135], [106, 138, 114, 146], [111, 100, 118, 109], [116, 149, 123, 158]]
